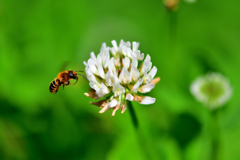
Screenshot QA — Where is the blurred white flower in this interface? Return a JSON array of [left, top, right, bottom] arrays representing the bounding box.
[[84, 40, 160, 116], [190, 72, 232, 109], [183, 0, 197, 3]]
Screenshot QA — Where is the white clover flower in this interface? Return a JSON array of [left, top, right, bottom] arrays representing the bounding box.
[[183, 0, 197, 3], [84, 40, 160, 116], [190, 72, 232, 109]]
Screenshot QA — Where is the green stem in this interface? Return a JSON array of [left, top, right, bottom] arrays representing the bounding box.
[[128, 101, 139, 128], [127, 101, 155, 160], [211, 110, 221, 160], [168, 11, 178, 55]]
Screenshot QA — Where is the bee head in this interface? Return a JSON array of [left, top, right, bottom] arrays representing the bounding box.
[[68, 71, 78, 79], [69, 71, 79, 85]]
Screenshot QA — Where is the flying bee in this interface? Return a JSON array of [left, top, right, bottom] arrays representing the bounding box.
[[49, 70, 84, 94]]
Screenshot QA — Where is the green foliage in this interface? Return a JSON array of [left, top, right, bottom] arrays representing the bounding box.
[[0, 0, 240, 159]]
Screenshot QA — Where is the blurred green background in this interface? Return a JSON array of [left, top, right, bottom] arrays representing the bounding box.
[[0, 0, 240, 159]]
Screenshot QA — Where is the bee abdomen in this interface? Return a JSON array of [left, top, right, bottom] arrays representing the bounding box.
[[49, 79, 60, 94]]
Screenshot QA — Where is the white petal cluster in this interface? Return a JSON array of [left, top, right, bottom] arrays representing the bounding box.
[[84, 40, 160, 116], [190, 72, 232, 109]]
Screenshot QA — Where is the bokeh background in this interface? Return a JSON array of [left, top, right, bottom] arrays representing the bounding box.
[[0, 0, 240, 159]]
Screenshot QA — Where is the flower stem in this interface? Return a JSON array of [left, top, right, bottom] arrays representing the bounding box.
[[168, 11, 178, 55], [210, 109, 221, 160], [128, 101, 139, 128], [127, 101, 155, 160]]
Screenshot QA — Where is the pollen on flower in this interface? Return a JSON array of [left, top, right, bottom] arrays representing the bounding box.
[[84, 40, 160, 116], [190, 72, 232, 109]]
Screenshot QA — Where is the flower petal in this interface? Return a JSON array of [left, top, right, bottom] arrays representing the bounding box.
[[90, 52, 98, 66], [126, 93, 134, 101], [111, 40, 118, 49], [140, 54, 152, 75], [151, 77, 160, 85], [140, 96, 156, 104], [105, 70, 113, 86], [108, 57, 116, 73], [132, 78, 143, 93], [84, 92, 99, 99], [112, 105, 119, 116], [99, 102, 110, 113], [88, 58, 99, 76], [143, 66, 157, 84], [130, 65, 140, 81], [132, 41, 139, 52], [100, 83, 110, 96], [122, 57, 131, 69], [98, 64, 105, 79], [121, 103, 127, 114], [112, 81, 125, 97], [148, 66, 157, 79], [119, 66, 131, 84], [139, 83, 155, 93], [109, 99, 118, 108], [131, 57, 138, 68]]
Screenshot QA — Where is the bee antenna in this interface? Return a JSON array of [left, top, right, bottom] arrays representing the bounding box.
[[75, 70, 84, 72], [77, 74, 87, 80], [77, 73, 85, 77]]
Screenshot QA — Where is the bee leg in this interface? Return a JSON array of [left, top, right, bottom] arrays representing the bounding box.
[[73, 77, 78, 85], [62, 81, 70, 90], [65, 81, 71, 86]]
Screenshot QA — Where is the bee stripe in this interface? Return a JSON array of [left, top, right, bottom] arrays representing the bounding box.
[[53, 80, 57, 86], [50, 82, 55, 88], [50, 86, 55, 91]]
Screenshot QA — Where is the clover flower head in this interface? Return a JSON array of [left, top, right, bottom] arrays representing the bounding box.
[[190, 72, 232, 109], [163, 0, 179, 11], [84, 40, 160, 116], [163, 0, 196, 11]]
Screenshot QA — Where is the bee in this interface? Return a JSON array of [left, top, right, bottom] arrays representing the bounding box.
[[49, 70, 84, 94]]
